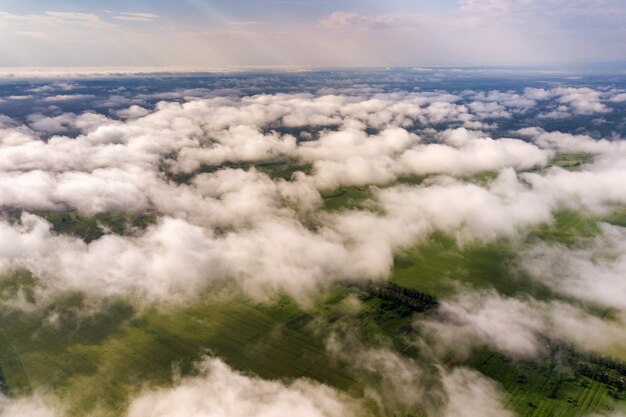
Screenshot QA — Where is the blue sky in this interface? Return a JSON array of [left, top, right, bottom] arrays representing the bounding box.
[[0, 0, 624, 68]]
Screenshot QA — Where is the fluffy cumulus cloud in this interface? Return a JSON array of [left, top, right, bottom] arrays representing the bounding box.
[[325, 329, 520, 417], [0, 395, 60, 417], [0, 360, 364, 417], [0, 213, 357, 302], [326, 335, 432, 412], [487, 87, 618, 119], [553, 87, 611, 115], [0, 89, 625, 303], [422, 291, 626, 359], [441, 367, 514, 417], [425, 292, 547, 358], [520, 224, 626, 310], [126, 358, 363, 417], [610, 92, 626, 103]]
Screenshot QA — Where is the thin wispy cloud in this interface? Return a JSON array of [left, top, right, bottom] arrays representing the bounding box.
[[111, 12, 158, 22], [230, 20, 265, 26]]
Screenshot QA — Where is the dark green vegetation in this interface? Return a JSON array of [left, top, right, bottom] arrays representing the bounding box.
[[391, 233, 523, 298], [363, 281, 438, 314], [603, 208, 626, 229], [550, 153, 595, 170], [1, 209, 156, 243], [389, 231, 562, 302], [466, 347, 625, 417], [0, 280, 435, 416], [528, 210, 600, 247], [37, 210, 158, 242], [261, 125, 342, 141], [322, 186, 376, 212], [0, 290, 347, 416], [161, 158, 313, 184], [466, 170, 499, 185]]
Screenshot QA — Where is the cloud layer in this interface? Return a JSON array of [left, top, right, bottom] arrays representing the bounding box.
[[0, 88, 624, 304], [0, 77, 625, 416]]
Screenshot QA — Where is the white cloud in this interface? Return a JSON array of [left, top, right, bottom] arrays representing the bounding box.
[[398, 128, 550, 179], [319, 12, 430, 30], [554, 87, 611, 115], [610, 92, 626, 103], [326, 334, 513, 416], [521, 224, 626, 310], [0, 11, 116, 29], [0, 115, 17, 128], [43, 94, 95, 102], [0, 91, 625, 307], [427, 291, 546, 358], [28, 113, 76, 134], [441, 367, 514, 417], [8, 95, 34, 100], [422, 291, 626, 358], [458, 0, 625, 18], [111, 13, 158, 22], [326, 338, 430, 411], [127, 357, 363, 417], [0, 394, 59, 417], [115, 105, 150, 119]]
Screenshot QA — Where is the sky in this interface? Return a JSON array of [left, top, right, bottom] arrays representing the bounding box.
[[0, 0, 624, 68]]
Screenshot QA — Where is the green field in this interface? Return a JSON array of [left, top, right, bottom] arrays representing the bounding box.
[[0, 273, 624, 417], [0, 280, 443, 416], [550, 153, 595, 170], [466, 349, 624, 417], [37, 210, 157, 242], [162, 158, 313, 184], [0, 291, 356, 416], [389, 232, 555, 300], [322, 186, 377, 212]]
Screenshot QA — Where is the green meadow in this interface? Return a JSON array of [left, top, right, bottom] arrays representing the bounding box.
[[1, 242, 625, 417]]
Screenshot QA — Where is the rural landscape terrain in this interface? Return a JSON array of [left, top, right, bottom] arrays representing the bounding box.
[[0, 68, 625, 417]]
